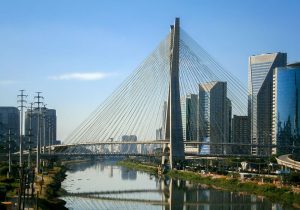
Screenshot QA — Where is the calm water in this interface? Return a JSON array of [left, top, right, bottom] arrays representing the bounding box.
[[60, 160, 294, 210]]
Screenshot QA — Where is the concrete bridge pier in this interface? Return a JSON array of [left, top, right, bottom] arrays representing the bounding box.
[[164, 17, 185, 169]]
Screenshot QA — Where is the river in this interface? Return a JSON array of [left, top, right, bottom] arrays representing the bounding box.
[[60, 160, 294, 210]]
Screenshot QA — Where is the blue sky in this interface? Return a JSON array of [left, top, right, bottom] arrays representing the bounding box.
[[1, 0, 299, 140]]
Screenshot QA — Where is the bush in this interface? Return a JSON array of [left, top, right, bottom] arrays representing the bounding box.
[[283, 172, 300, 185], [0, 166, 8, 176], [0, 177, 15, 183]]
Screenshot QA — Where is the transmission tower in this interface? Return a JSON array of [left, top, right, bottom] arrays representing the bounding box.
[[6, 129, 14, 177], [34, 92, 44, 173], [27, 102, 34, 168], [18, 90, 27, 167]]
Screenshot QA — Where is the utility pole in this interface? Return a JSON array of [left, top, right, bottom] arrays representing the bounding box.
[[18, 90, 27, 167], [7, 129, 13, 178], [48, 121, 51, 154], [26, 103, 35, 203], [27, 103, 34, 168], [34, 92, 43, 173], [42, 104, 47, 154]]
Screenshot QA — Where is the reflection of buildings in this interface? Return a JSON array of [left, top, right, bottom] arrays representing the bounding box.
[[198, 81, 231, 154], [185, 189, 273, 210], [273, 63, 300, 157], [100, 163, 105, 171], [232, 115, 250, 154], [120, 167, 137, 180], [24, 107, 57, 148], [162, 178, 184, 210], [120, 135, 137, 153], [248, 53, 287, 156], [161, 178, 274, 210], [109, 165, 113, 177]]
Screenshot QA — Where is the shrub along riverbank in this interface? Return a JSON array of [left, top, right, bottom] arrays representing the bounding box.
[[118, 160, 300, 208], [117, 160, 157, 174], [0, 162, 20, 203], [37, 166, 68, 210]]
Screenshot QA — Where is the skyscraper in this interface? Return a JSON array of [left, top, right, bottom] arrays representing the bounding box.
[[181, 94, 198, 141], [232, 115, 250, 154], [248, 52, 287, 156], [24, 107, 57, 149], [0, 107, 20, 147], [198, 81, 231, 154], [225, 98, 232, 154], [120, 135, 137, 153], [272, 62, 300, 158]]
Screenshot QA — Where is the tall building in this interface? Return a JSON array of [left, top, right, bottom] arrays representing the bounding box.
[[156, 127, 163, 140], [272, 63, 300, 158], [198, 81, 231, 154], [24, 107, 57, 149], [225, 98, 232, 154], [248, 52, 287, 156], [120, 135, 137, 153], [0, 107, 20, 148], [181, 94, 198, 141], [232, 115, 250, 154], [156, 101, 168, 141]]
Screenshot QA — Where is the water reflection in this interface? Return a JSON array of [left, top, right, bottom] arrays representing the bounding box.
[[121, 166, 137, 180], [61, 161, 294, 210]]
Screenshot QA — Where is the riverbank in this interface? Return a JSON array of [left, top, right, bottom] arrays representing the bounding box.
[[0, 163, 19, 208], [118, 160, 300, 209], [61, 158, 93, 166], [117, 160, 157, 174], [36, 166, 68, 210], [0, 175, 18, 207]]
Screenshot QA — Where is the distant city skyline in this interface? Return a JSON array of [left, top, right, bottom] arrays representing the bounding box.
[[0, 0, 299, 141]]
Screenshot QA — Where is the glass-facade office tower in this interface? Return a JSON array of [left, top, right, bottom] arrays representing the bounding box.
[[0, 107, 20, 149], [273, 63, 300, 158], [199, 81, 231, 154], [24, 107, 57, 149], [181, 94, 198, 141], [120, 135, 137, 153], [156, 101, 168, 140], [226, 98, 232, 154], [248, 53, 287, 156], [232, 115, 250, 154]]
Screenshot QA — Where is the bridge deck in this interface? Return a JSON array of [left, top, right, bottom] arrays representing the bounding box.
[[276, 154, 300, 171]]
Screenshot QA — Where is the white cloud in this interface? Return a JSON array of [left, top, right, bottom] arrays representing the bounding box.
[[49, 72, 115, 81], [0, 80, 16, 86]]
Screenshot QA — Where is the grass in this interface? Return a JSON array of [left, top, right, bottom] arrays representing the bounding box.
[[119, 159, 300, 208], [0, 162, 68, 209], [36, 166, 68, 210], [117, 160, 157, 174], [0, 163, 19, 199]]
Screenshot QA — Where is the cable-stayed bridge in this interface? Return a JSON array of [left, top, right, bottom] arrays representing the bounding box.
[[54, 18, 251, 167]]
